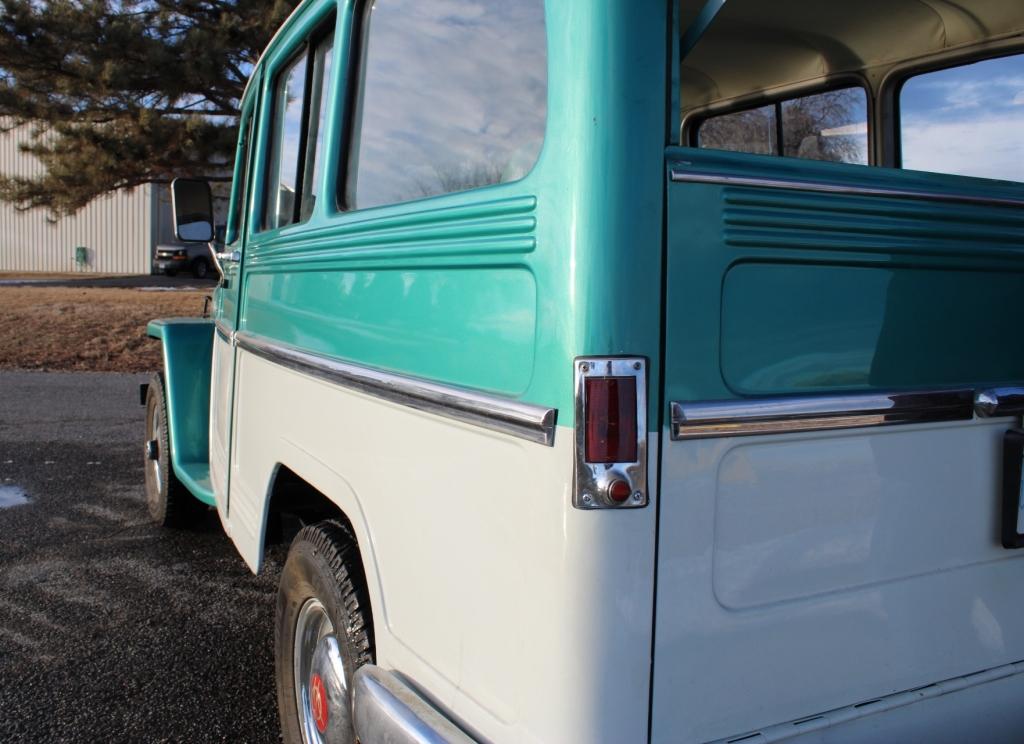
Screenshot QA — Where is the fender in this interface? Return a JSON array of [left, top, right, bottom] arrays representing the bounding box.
[[147, 317, 216, 506]]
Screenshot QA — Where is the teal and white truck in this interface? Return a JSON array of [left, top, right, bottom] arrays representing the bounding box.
[[144, 1, 1024, 741]]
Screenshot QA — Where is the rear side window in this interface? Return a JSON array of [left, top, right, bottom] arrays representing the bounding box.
[[348, 0, 547, 210], [900, 54, 1024, 183], [264, 28, 335, 230], [698, 87, 868, 165]]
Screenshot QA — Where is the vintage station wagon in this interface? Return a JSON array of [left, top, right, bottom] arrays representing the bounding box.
[[144, 0, 1024, 741]]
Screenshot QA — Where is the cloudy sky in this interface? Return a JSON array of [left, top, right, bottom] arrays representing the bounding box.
[[900, 54, 1024, 183]]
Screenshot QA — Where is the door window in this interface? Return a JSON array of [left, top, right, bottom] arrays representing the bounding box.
[[264, 28, 335, 230], [226, 109, 255, 244]]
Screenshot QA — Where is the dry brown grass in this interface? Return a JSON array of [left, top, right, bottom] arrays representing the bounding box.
[[0, 287, 208, 372]]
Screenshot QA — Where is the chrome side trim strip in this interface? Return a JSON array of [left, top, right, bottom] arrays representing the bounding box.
[[671, 389, 975, 440], [669, 169, 1024, 209], [235, 331, 557, 446], [975, 387, 1024, 417], [353, 665, 477, 744], [214, 320, 234, 344]]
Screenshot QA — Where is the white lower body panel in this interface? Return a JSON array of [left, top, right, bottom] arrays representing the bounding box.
[[222, 349, 657, 743], [652, 418, 1024, 743]]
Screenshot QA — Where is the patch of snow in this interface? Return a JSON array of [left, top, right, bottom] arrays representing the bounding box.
[[0, 485, 30, 509]]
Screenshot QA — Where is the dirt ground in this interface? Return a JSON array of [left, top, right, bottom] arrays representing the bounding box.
[[0, 286, 207, 372]]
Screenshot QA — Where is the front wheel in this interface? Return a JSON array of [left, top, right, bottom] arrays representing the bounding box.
[[143, 373, 206, 528], [276, 520, 373, 744]]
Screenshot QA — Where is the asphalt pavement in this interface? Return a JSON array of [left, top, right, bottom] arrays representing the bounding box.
[[0, 371, 284, 742]]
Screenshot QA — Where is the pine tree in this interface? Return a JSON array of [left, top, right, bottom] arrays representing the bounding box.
[[0, 0, 299, 215]]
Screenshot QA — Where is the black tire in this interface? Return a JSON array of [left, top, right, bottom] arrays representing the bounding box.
[[143, 373, 206, 528], [191, 257, 209, 279], [276, 520, 374, 744]]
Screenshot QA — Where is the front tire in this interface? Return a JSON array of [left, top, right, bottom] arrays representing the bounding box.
[[276, 521, 373, 744], [143, 373, 206, 528]]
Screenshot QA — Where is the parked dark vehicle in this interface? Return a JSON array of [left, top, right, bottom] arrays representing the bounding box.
[[153, 226, 224, 278]]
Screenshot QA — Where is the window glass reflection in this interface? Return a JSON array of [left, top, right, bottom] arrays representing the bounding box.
[[698, 87, 868, 165], [901, 55, 1024, 183], [351, 0, 547, 210], [781, 88, 867, 164], [301, 37, 334, 221], [266, 52, 307, 229], [698, 104, 777, 155]]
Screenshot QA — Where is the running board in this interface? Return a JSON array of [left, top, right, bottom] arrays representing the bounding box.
[[353, 665, 477, 744]]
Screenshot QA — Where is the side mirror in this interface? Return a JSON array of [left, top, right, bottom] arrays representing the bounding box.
[[171, 178, 214, 242]]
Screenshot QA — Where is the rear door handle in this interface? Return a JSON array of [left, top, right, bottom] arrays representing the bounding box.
[[216, 250, 241, 263]]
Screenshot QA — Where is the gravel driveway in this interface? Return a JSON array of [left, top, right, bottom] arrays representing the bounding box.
[[0, 371, 284, 742]]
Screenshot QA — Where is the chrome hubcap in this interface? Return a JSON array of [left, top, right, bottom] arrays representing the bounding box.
[[146, 414, 162, 495], [294, 598, 350, 744]]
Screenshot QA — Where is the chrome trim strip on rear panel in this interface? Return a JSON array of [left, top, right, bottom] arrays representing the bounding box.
[[235, 331, 557, 446], [669, 169, 1024, 209], [975, 387, 1024, 417], [671, 389, 975, 440]]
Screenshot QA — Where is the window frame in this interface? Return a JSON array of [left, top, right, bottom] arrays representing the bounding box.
[[891, 46, 1024, 171], [225, 83, 259, 246], [336, 0, 372, 213], [684, 75, 874, 166], [259, 18, 336, 233]]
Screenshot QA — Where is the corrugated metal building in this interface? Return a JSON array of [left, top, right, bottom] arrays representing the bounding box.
[[0, 121, 181, 274]]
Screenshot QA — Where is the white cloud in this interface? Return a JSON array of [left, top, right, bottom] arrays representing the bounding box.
[[901, 114, 1024, 182]]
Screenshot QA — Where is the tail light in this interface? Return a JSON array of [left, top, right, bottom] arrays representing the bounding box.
[[574, 357, 648, 509]]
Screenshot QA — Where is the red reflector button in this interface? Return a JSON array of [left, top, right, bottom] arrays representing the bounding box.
[[584, 377, 638, 463], [608, 479, 632, 503]]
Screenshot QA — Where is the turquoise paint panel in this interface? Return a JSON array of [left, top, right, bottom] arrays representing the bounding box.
[[229, 0, 669, 429], [229, 0, 671, 427], [665, 146, 1024, 402], [146, 318, 216, 506], [244, 266, 537, 395], [722, 263, 1024, 394]]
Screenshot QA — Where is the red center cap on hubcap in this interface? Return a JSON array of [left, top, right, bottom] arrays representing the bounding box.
[[310, 672, 328, 733]]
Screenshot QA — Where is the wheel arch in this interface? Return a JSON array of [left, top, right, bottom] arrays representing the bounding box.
[[262, 462, 384, 642]]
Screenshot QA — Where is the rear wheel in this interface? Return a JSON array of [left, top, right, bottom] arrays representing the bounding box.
[[143, 373, 206, 528], [276, 520, 373, 744]]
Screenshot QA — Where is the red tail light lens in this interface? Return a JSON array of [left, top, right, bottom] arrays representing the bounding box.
[[584, 377, 638, 463]]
